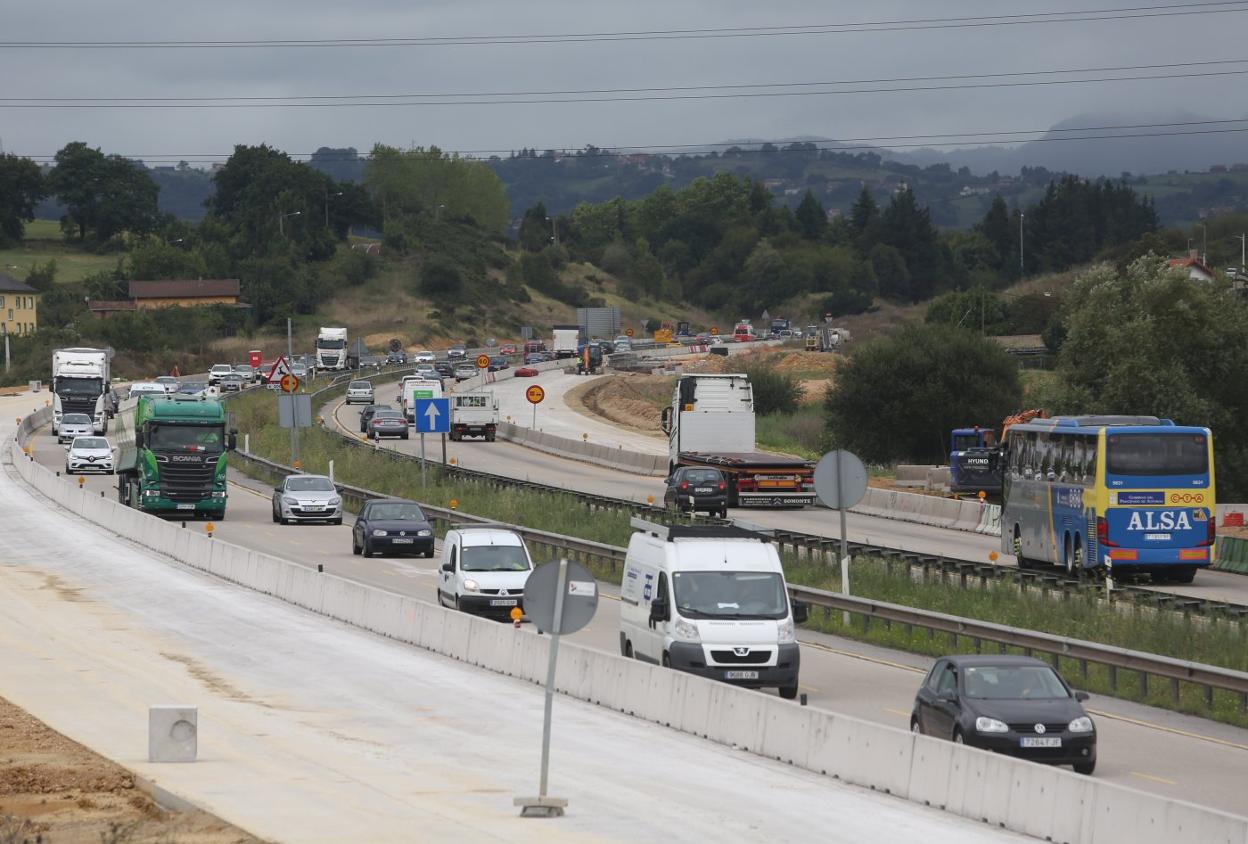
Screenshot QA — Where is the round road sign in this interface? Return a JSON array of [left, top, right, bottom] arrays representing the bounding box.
[[280, 373, 300, 393], [625, 327, 635, 337], [526, 385, 545, 405], [523, 559, 599, 635], [709, 326, 719, 336], [813, 449, 868, 510], [476, 354, 491, 369]]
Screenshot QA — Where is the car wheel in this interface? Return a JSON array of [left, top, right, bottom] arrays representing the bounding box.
[[1074, 760, 1096, 775], [911, 718, 922, 735], [65, 466, 73, 475], [271, 504, 280, 524], [661, 652, 671, 668], [331, 517, 342, 526], [953, 729, 965, 744], [454, 595, 463, 612], [362, 539, 372, 557], [401, 432, 409, 440], [779, 683, 799, 700], [352, 535, 361, 555]]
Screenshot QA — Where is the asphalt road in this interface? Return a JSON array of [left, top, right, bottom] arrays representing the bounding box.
[[29, 420, 1248, 816], [331, 379, 1248, 605]]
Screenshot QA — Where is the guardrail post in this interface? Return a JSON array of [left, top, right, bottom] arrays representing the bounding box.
[[1140, 671, 1149, 699], [1170, 678, 1180, 705], [1108, 664, 1117, 692]]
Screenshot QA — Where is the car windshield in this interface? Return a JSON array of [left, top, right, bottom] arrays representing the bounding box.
[[62, 414, 92, 425], [369, 503, 426, 521], [149, 424, 224, 452], [963, 665, 1070, 700], [211, 366, 232, 373], [286, 476, 334, 492], [55, 377, 103, 396], [672, 571, 788, 619], [461, 544, 530, 572], [1107, 434, 1208, 476], [74, 437, 109, 449], [349, 381, 370, 388], [157, 377, 178, 384]]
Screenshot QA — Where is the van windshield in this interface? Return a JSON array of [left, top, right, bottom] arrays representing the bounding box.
[[461, 545, 530, 572], [672, 571, 789, 620]]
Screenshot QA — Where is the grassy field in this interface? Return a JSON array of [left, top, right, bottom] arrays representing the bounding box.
[[0, 219, 121, 283], [230, 384, 1248, 726]]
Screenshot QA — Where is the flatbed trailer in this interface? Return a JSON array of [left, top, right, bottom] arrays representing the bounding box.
[[676, 451, 815, 508]]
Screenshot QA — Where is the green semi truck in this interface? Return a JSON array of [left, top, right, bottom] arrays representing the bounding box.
[[114, 393, 237, 519]]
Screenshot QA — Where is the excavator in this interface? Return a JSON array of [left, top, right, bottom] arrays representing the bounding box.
[[949, 409, 1048, 497]]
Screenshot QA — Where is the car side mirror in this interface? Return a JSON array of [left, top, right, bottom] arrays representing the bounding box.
[[792, 602, 809, 624], [649, 599, 670, 623], [441, 562, 453, 573], [660, 406, 673, 435], [274, 485, 284, 494], [1074, 690, 1090, 702], [335, 485, 344, 494]]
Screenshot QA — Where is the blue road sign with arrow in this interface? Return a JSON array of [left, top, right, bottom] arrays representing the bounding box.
[[414, 398, 450, 433]]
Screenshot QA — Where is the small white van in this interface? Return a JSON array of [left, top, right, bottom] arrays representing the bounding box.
[[619, 518, 808, 699], [437, 525, 535, 618]]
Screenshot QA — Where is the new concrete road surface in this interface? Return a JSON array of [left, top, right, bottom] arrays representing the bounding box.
[[2, 395, 1031, 844], [24, 406, 1248, 818], [330, 380, 1248, 606]]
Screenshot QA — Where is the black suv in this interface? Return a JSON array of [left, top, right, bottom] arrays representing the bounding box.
[[386, 350, 407, 365], [663, 467, 729, 518]]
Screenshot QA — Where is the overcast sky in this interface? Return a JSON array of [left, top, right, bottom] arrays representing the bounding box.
[[2, 1, 1245, 164]]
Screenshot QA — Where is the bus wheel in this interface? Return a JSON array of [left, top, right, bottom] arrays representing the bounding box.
[[1169, 566, 1197, 584], [1071, 539, 1084, 579], [1012, 528, 1034, 569]]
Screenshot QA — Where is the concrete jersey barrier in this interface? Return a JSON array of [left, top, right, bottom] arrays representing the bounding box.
[[8, 406, 1247, 844], [851, 486, 1002, 537]]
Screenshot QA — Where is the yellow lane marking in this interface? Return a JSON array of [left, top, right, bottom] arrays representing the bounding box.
[[1085, 708, 1248, 753], [1130, 771, 1179, 786], [884, 707, 912, 719]]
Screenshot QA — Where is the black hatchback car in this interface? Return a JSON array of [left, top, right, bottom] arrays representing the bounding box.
[[663, 467, 729, 518], [352, 498, 434, 557], [359, 404, 394, 433], [911, 655, 1096, 774], [434, 360, 455, 379]]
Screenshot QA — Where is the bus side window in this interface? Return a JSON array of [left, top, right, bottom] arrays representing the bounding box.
[[1057, 437, 1073, 483], [1037, 433, 1053, 480], [1085, 435, 1098, 481], [1071, 438, 1084, 484]]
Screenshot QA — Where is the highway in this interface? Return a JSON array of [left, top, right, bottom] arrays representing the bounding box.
[[26, 405, 1248, 816], [333, 376, 1248, 605], [4, 392, 1028, 844]]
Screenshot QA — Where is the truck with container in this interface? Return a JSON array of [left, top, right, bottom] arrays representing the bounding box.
[[769, 317, 791, 337], [660, 374, 816, 508], [552, 324, 581, 359], [732, 320, 756, 343], [52, 348, 111, 436], [450, 392, 499, 441], [113, 393, 236, 519], [315, 327, 357, 371]]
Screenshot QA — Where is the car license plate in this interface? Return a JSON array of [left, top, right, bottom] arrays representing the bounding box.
[[490, 599, 518, 607], [725, 670, 759, 680], [694, 487, 713, 493], [176, 504, 195, 510], [1020, 737, 1062, 748], [1145, 533, 1171, 541], [391, 538, 413, 544]]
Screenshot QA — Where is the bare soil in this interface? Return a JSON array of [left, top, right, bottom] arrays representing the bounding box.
[[0, 696, 260, 844]]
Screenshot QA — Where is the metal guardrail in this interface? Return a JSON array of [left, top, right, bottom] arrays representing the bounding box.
[[226, 369, 1248, 626], [228, 444, 1248, 714]]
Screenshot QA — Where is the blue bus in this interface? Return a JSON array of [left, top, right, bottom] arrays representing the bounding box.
[[1001, 416, 1215, 584]]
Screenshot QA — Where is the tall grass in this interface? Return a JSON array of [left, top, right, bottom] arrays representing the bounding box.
[[755, 407, 825, 459]]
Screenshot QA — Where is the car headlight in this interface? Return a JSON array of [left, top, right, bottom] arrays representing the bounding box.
[[372, 529, 387, 537], [417, 529, 431, 537], [463, 579, 480, 592], [975, 717, 1009, 733], [329, 497, 341, 506], [1068, 716, 1094, 733], [282, 495, 298, 505], [777, 617, 796, 644], [673, 617, 699, 641]]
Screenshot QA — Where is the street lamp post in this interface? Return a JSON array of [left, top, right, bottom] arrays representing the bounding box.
[[324, 189, 343, 229], [435, 204, 446, 222], [1019, 211, 1025, 277], [546, 216, 559, 248], [1234, 234, 1247, 274], [278, 210, 303, 237]]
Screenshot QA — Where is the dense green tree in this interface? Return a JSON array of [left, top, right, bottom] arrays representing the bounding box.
[[0, 154, 46, 246], [976, 195, 1016, 276], [364, 144, 508, 234], [794, 190, 827, 240], [925, 288, 1009, 335], [880, 186, 947, 301], [419, 256, 464, 297], [47, 142, 161, 242], [869, 243, 911, 300], [849, 186, 880, 242], [519, 201, 552, 252], [825, 323, 1022, 463], [1024, 176, 1157, 273], [129, 241, 208, 280]]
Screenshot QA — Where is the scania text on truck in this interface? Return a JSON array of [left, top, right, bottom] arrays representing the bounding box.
[[552, 324, 580, 359], [114, 394, 236, 519], [316, 327, 355, 371], [450, 393, 499, 441], [52, 347, 110, 436], [660, 374, 815, 508]]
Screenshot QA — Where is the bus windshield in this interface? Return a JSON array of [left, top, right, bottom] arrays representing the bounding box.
[[1107, 434, 1208, 476]]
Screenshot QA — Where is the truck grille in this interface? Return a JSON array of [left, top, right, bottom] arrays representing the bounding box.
[[60, 396, 97, 416], [321, 355, 340, 367], [709, 649, 772, 665], [156, 456, 216, 501]]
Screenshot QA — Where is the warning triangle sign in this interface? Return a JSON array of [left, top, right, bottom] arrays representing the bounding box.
[[266, 355, 292, 384]]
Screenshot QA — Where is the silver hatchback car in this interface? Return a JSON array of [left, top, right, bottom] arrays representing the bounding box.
[[66, 435, 114, 474], [58, 413, 95, 444], [272, 474, 343, 525], [345, 380, 375, 404]]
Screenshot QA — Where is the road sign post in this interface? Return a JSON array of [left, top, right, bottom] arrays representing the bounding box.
[[516, 559, 598, 819], [814, 449, 868, 625], [413, 397, 451, 488], [526, 384, 545, 429]]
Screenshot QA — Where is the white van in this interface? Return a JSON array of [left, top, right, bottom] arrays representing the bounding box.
[[437, 525, 534, 617], [397, 376, 444, 422], [619, 518, 808, 699]]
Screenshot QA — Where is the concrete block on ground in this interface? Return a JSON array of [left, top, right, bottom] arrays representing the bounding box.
[[148, 705, 197, 762]]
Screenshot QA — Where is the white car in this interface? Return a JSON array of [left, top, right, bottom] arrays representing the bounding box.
[[412, 350, 435, 363], [208, 364, 234, 386], [128, 382, 167, 400], [345, 379, 375, 404], [271, 474, 343, 525], [155, 376, 180, 394], [57, 413, 95, 445], [65, 435, 114, 474], [437, 526, 534, 617]]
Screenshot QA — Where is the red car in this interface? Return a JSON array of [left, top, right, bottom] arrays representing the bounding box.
[[499, 344, 517, 356], [514, 367, 539, 377]]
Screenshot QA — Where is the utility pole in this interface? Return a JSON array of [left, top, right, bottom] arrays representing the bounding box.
[[287, 317, 299, 468], [1200, 222, 1208, 266], [551, 217, 559, 248], [1019, 211, 1025, 277], [2, 324, 8, 375], [1234, 234, 1246, 274], [324, 188, 342, 229]]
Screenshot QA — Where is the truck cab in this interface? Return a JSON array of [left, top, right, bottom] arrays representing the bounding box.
[[316, 327, 350, 371], [619, 518, 808, 699], [949, 427, 1003, 497], [52, 347, 110, 436]]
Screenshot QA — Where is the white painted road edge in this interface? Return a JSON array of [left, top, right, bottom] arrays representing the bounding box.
[[10, 406, 1248, 844]]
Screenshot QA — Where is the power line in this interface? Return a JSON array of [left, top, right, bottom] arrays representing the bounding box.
[[3, 2, 1247, 48], [5, 58, 1246, 104], [13, 119, 1248, 162], [5, 67, 1248, 109]]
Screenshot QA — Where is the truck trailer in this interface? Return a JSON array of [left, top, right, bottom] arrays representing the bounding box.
[[660, 374, 815, 508], [552, 324, 580, 359]]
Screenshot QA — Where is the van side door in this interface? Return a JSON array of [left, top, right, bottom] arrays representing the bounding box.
[[647, 571, 672, 660], [439, 536, 458, 601]]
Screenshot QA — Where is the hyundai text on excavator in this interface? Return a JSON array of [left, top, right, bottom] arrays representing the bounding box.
[[949, 410, 1048, 498]]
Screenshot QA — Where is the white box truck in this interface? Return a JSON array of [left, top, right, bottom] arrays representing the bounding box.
[[552, 324, 580, 359], [52, 347, 110, 435], [660, 374, 815, 507], [316, 327, 353, 371], [450, 393, 499, 441], [619, 518, 809, 699], [399, 376, 444, 422]]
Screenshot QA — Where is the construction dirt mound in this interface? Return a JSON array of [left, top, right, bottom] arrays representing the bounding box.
[[572, 374, 675, 433]]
